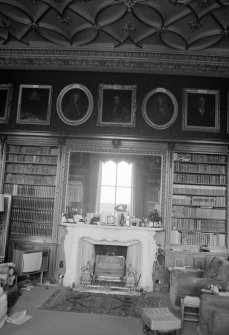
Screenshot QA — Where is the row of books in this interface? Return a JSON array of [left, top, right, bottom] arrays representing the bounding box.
[[7, 154, 58, 164], [181, 232, 226, 246], [174, 162, 226, 174], [171, 230, 226, 246], [8, 145, 59, 156], [172, 195, 226, 207], [173, 184, 226, 196], [172, 218, 226, 233], [10, 222, 52, 236], [174, 153, 227, 163], [172, 206, 226, 219], [12, 197, 54, 211], [11, 208, 53, 223], [6, 163, 57, 175], [174, 173, 226, 185], [4, 184, 55, 198], [5, 173, 56, 186]]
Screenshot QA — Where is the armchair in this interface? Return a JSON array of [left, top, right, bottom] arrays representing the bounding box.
[[198, 294, 229, 335], [0, 262, 17, 329], [169, 256, 229, 310]]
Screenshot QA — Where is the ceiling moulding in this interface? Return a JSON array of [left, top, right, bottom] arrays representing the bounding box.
[[0, 48, 229, 77]]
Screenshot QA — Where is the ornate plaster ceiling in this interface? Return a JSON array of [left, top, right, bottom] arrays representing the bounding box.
[[0, 0, 229, 75]]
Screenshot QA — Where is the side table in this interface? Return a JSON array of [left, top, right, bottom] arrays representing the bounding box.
[[180, 296, 200, 324]]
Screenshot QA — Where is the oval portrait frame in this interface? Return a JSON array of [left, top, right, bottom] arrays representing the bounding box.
[[142, 88, 178, 130], [56, 84, 93, 126]]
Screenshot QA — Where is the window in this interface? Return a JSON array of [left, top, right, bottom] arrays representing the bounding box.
[[97, 160, 133, 214]]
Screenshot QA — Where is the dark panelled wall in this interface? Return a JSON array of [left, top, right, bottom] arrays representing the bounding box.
[[0, 69, 228, 141]]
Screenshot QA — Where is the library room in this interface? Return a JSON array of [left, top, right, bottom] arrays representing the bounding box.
[[0, 2, 229, 335]]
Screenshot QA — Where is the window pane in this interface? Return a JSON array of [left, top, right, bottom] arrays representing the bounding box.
[[101, 161, 116, 186], [100, 186, 115, 212], [117, 162, 132, 186], [116, 187, 131, 211]]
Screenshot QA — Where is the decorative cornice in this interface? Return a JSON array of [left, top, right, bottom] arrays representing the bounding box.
[[0, 47, 229, 77]]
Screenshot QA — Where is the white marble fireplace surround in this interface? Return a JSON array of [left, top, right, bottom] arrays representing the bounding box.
[[60, 223, 160, 292]]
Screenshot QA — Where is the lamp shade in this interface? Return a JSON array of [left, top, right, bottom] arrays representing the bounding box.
[[0, 194, 4, 212]]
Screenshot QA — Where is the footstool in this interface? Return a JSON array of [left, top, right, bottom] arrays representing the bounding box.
[[142, 307, 182, 335]]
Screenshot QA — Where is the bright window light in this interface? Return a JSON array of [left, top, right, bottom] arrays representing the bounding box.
[[98, 160, 132, 214]]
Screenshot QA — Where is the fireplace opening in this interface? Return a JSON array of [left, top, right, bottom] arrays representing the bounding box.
[[93, 245, 127, 287], [79, 239, 142, 290], [94, 244, 127, 257]]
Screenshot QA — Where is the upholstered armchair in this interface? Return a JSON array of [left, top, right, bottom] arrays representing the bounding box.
[[198, 293, 229, 335], [0, 262, 17, 329], [0, 263, 16, 329], [169, 256, 229, 309]]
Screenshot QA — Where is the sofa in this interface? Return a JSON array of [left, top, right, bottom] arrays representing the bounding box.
[[198, 293, 229, 335], [169, 256, 229, 309]]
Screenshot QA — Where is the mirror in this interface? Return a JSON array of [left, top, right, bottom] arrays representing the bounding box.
[[65, 150, 163, 225]]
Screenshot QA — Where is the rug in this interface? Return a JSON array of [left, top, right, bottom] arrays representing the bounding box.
[[40, 287, 161, 318]]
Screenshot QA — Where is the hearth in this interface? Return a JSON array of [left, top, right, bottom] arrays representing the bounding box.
[[60, 223, 160, 291]]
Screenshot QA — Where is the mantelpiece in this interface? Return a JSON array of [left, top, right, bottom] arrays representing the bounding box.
[[60, 223, 162, 292]]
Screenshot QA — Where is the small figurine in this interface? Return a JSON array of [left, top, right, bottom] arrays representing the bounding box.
[[149, 209, 162, 227], [120, 213, 125, 226], [63, 206, 78, 223]]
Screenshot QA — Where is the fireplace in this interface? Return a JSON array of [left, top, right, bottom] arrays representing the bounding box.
[[60, 223, 159, 291]]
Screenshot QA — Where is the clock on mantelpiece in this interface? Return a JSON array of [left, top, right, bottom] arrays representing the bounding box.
[[107, 215, 116, 225]]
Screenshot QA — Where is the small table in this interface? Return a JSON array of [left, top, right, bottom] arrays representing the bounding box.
[[180, 296, 200, 324]]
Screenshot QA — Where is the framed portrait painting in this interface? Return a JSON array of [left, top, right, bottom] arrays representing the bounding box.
[[182, 88, 220, 132], [0, 84, 13, 124], [97, 84, 136, 127], [16, 85, 52, 125], [56, 84, 93, 126], [142, 88, 178, 130]]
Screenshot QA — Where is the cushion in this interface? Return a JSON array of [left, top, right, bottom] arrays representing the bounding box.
[[202, 257, 226, 279]]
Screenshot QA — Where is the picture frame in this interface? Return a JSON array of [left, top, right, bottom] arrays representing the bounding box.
[[182, 88, 220, 132], [16, 85, 52, 125], [142, 88, 178, 130], [0, 84, 13, 124], [56, 84, 93, 126], [97, 84, 137, 127]]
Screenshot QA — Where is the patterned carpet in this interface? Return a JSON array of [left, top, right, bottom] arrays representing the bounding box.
[[40, 287, 162, 318]]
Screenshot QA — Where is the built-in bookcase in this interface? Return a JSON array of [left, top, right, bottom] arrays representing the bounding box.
[[4, 144, 59, 237], [171, 151, 228, 250]]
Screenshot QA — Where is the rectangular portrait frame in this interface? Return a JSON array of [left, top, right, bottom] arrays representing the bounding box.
[[0, 84, 13, 124], [16, 84, 52, 125], [97, 84, 136, 127], [182, 88, 220, 132]]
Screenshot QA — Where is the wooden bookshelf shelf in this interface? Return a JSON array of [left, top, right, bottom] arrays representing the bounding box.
[[172, 152, 228, 248], [4, 144, 59, 238]]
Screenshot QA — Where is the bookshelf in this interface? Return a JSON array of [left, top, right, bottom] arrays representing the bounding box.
[[171, 152, 228, 250], [4, 145, 59, 238]]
